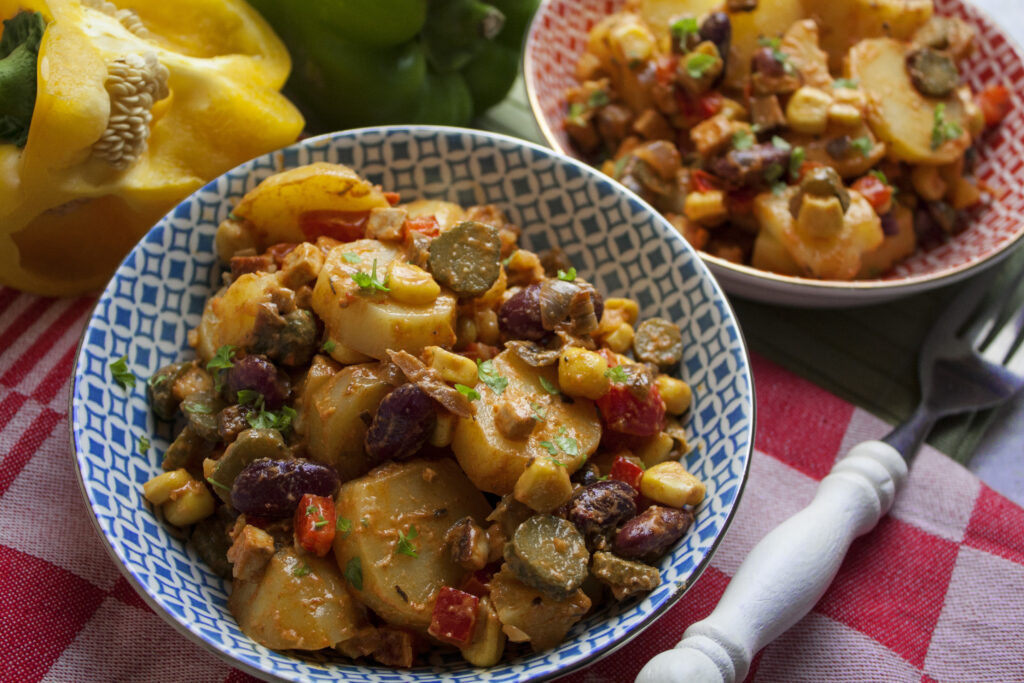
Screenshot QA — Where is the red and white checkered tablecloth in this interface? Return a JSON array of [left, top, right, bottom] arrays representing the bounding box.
[[2, 289, 1023, 683]]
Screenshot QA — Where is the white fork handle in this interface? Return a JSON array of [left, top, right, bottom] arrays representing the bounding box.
[[636, 440, 908, 683]]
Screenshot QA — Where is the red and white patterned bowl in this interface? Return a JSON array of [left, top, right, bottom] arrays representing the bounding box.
[[524, 0, 1024, 307]]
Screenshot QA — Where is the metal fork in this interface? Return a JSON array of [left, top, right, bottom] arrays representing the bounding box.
[[637, 266, 1024, 683]]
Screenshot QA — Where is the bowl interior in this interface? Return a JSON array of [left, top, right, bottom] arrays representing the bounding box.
[[525, 0, 1024, 304], [70, 127, 754, 682]]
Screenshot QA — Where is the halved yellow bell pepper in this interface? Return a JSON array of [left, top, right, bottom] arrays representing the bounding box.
[[0, 0, 303, 296]]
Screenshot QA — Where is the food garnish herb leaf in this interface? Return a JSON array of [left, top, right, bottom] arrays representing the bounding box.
[[293, 563, 312, 577], [396, 525, 419, 558], [336, 517, 352, 535], [670, 16, 698, 47], [530, 401, 547, 421], [554, 426, 580, 458], [685, 53, 717, 79], [110, 356, 136, 389], [321, 339, 337, 354], [732, 129, 754, 150], [850, 136, 872, 157], [206, 476, 231, 492], [931, 102, 963, 150], [587, 90, 609, 108], [477, 359, 508, 395], [455, 383, 481, 401], [207, 344, 236, 373], [604, 365, 628, 383], [539, 440, 557, 455], [345, 557, 363, 590], [342, 252, 361, 264], [138, 436, 150, 454], [557, 267, 577, 281], [832, 78, 859, 89], [566, 102, 586, 127], [351, 259, 390, 292], [539, 376, 559, 395]]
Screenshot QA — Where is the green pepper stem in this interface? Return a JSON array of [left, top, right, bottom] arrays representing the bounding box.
[[0, 11, 45, 147]]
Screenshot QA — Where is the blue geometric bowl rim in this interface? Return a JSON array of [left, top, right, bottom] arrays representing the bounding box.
[[68, 124, 757, 682]]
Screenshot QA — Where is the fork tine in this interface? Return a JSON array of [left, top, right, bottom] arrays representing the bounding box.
[[968, 265, 1024, 352], [921, 270, 999, 359], [980, 300, 1024, 364]]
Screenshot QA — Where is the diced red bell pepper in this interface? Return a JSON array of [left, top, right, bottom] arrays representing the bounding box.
[[655, 56, 678, 87], [405, 214, 441, 238], [978, 84, 1011, 127], [691, 169, 720, 193], [428, 586, 479, 646], [610, 454, 645, 493], [851, 174, 893, 213], [383, 191, 401, 206], [299, 210, 370, 242], [596, 382, 666, 437], [265, 242, 298, 268], [294, 493, 336, 557]]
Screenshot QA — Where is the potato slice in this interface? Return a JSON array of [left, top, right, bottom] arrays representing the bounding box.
[[229, 547, 367, 651], [800, 0, 933, 70], [752, 186, 883, 280], [231, 163, 390, 249], [451, 350, 602, 495], [858, 203, 916, 278], [724, 0, 806, 89], [333, 458, 492, 632], [193, 272, 283, 363], [489, 565, 591, 653], [300, 362, 393, 481], [312, 240, 457, 360], [848, 38, 970, 164]]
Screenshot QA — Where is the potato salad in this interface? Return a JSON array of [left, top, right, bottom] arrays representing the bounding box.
[[139, 163, 705, 667], [563, 0, 1011, 279]]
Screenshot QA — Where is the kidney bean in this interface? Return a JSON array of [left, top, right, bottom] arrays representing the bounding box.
[[699, 12, 731, 74], [364, 384, 437, 463], [226, 355, 290, 408], [751, 46, 785, 77], [231, 458, 340, 517], [708, 143, 791, 188], [498, 283, 546, 341], [567, 480, 638, 549], [613, 505, 694, 560]]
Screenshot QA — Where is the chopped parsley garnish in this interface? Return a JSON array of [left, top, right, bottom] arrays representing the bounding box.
[[931, 103, 962, 150], [759, 36, 781, 49], [611, 155, 630, 180], [604, 365, 629, 383], [351, 259, 390, 292], [587, 90, 609, 108], [539, 440, 558, 455], [321, 339, 336, 354], [548, 457, 568, 468], [345, 556, 363, 590], [541, 426, 579, 460], [246, 405, 297, 432], [789, 146, 806, 179], [293, 564, 312, 577], [771, 135, 790, 150], [670, 16, 699, 44], [832, 78, 859, 89], [732, 129, 754, 150], [342, 252, 361, 264], [557, 267, 577, 281], [337, 517, 352, 535], [566, 102, 586, 127], [137, 436, 150, 454], [477, 359, 508, 395], [109, 356, 136, 389], [455, 383, 481, 401], [685, 53, 718, 80], [850, 136, 873, 157], [206, 344, 236, 374], [395, 525, 419, 558], [539, 376, 559, 395], [306, 504, 317, 516], [206, 476, 231, 492], [314, 518, 328, 529], [758, 36, 795, 75], [236, 389, 261, 405], [530, 401, 547, 421], [869, 169, 890, 185]]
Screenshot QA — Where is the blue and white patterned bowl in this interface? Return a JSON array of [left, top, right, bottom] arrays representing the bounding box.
[[69, 126, 755, 682]]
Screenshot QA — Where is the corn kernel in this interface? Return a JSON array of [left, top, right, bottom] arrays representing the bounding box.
[[604, 298, 639, 325], [202, 457, 217, 481], [162, 480, 216, 526], [558, 346, 610, 400], [636, 432, 676, 468], [475, 308, 500, 345], [386, 261, 440, 305], [610, 18, 656, 62], [424, 345, 478, 386], [143, 468, 192, 506], [911, 164, 947, 201], [603, 322, 635, 354], [513, 457, 573, 513], [796, 194, 844, 240], [640, 461, 706, 507], [656, 375, 692, 415], [430, 411, 457, 448], [505, 249, 545, 285], [456, 315, 477, 346], [684, 190, 727, 226], [827, 102, 862, 127], [831, 87, 866, 109], [786, 86, 832, 135]]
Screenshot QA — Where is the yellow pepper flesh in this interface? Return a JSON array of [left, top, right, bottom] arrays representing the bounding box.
[[0, 0, 303, 296]]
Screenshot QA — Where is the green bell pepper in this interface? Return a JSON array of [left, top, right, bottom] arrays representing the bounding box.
[[248, 0, 540, 131]]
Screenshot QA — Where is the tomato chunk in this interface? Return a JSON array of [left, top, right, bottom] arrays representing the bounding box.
[[978, 84, 1011, 127], [610, 455, 645, 492], [459, 564, 499, 597], [299, 210, 370, 242], [596, 382, 666, 437], [851, 174, 893, 214], [428, 586, 479, 646], [293, 493, 336, 557], [405, 214, 441, 238]]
